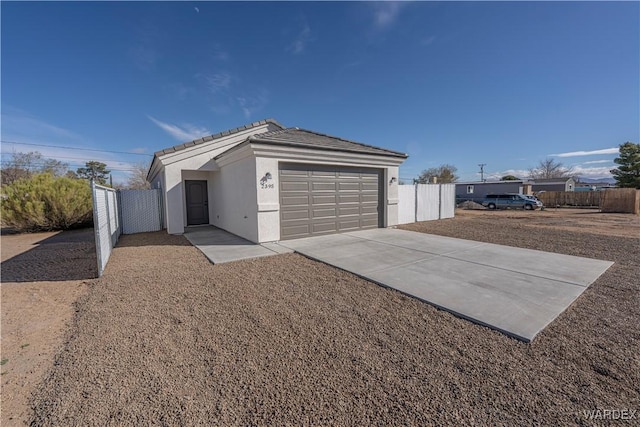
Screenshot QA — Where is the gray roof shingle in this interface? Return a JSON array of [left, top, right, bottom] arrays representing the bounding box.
[[248, 127, 408, 158]]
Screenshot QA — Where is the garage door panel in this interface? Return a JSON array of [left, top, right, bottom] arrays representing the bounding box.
[[281, 169, 309, 177], [280, 164, 381, 240], [338, 182, 360, 191], [313, 208, 337, 218], [361, 182, 379, 191], [281, 181, 309, 191], [361, 205, 378, 215], [312, 195, 337, 205], [312, 182, 336, 191], [360, 220, 378, 229], [281, 195, 309, 206], [338, 206, 360, 216], [361, 194, 379, 203], [338, 194, 360, 204], [338, 219, 360, 230], [313, 221, 338, 233], [281, 209, 310, 221], [282, 224, 312, 238], [337, 171, 361, 178], [311, 170, 337, 178]]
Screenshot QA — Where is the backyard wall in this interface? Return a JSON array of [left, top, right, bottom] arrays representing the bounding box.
[[537, 191, 602, 207], [600, 188, 640, 214]]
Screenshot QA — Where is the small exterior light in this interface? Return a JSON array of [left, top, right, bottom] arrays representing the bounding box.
[[264, 172, 272, 180], [389, 177, 397, 184]]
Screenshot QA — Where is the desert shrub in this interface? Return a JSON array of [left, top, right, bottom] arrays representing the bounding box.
[[1, 173, 93, 231]]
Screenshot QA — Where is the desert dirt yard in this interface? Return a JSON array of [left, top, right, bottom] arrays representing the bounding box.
[[1, 228, 96, 426], [2, 208, 639, 426]]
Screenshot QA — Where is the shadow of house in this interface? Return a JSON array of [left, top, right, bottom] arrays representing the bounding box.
[[113, 231, 193, 249], [1, 228, 97, 282]]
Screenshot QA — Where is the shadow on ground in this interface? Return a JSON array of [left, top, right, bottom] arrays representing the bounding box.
[[114, 231, 193, 248], [1, 228, 97, 282]]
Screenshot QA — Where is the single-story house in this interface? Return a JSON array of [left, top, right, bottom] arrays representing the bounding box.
[[531, 177, 575, 192], [147, 119, 408, 242], [455, 180, 533, 203]]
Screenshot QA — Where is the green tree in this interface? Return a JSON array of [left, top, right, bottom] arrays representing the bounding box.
[[76, 161, 110, 185], [1, 173, 93, 231], [501, 175, 520, 181], [611, 142, 640, 188], [528, 158, 574, 179], [416, 164, 459, 184]]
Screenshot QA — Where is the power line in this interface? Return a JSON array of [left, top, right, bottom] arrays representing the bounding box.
[[0, 140, 153, 156], [0, 160, 139, 172], [0, 152, 146, 164]]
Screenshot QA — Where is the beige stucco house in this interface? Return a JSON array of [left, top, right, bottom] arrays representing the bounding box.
[[147, 119, 407, 243]]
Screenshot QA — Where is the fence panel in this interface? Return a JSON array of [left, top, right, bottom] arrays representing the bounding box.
[[119, 189, 163, 234], [601, 188, 640, 214], [92, 182, 121, 277], [537, 191, 602, 207], [439, 184, 456, 219], [397, 185, 416, 225], [416, 184, 440, 221]]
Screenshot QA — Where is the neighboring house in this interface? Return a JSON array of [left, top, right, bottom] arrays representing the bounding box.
[[455, 180, 533, 203], [575, 182, 616, 192], [531, 177, 575, 192], [147, 119, 408, 242]]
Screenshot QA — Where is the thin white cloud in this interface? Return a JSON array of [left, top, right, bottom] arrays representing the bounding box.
[[421, 36, 436, 46], [204, 73, 232, 93], [550, 148, 619, 157], [147, 116, 210, 142], [373, 2, 404, 29], [485, 169, 530, 181], [582, 159, 612, 165], [237, 90, 269, 119], [129, 23, 161, 71], [571, 166, 615, 179], [194, 7, 199, 14], [130, 147, 148, 154], [289, 22, 312, 54], [1, 107, 81, 140], [490, 166, 614, 180], [211, 43, 229, 61]]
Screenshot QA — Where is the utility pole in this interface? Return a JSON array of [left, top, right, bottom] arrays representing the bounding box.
[[478, 163, 486, 182]]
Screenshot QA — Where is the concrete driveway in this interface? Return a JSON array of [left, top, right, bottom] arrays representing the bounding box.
[[278, 228, 613, 342]]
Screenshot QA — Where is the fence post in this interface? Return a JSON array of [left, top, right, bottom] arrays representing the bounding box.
[[414, 184, 418, 223], [104, 186, 113, 246], [91, 181, 103, 277], [438, 184, 442, 220]]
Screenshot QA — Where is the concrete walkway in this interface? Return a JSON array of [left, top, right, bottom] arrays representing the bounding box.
[[184, 226, 292, 264], [277, 228, 613, 342]]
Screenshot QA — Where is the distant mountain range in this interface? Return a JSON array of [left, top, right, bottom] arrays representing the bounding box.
[[576, 177, 616, 185]]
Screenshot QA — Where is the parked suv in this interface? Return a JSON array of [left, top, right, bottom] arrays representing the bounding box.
[[482, 193, 543, 210]]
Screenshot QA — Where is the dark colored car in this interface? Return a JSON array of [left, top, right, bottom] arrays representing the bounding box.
[[482, 193, 543, 210]]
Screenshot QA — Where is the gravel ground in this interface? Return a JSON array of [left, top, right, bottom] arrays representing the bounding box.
[[1, 229, 94, 425], [30, 213, 639, 426]]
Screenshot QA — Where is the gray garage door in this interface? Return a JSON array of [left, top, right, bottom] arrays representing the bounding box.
[[279, 163, 382, 240]]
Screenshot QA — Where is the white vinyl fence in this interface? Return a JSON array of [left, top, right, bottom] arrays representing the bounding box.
[[397, 183, 456, 225], [92, 183, 163, 276], [92, 182, 120, 276], [119, 189, 163, 234]]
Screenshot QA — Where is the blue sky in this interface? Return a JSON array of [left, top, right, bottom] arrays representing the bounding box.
[[2, 1, 638, 184]]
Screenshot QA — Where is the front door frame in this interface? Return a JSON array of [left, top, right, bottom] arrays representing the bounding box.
[[185, 180, 209, 225]]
